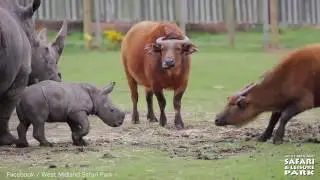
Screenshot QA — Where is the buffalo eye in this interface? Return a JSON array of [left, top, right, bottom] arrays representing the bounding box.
[[152, 44, 162, 52], [236, 97, 247, 110], [182, 44, 191, 51]]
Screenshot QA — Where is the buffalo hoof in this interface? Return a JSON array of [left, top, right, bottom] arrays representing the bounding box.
[[159, 115, 167, 127], [147, 116, 158, 123], [175, 124, 184, 130], [132, 112, 140, 124], [40, 142, 54, 147], [174, 116, 184, 130], [257, 134, 270, 142], [175, 121, 184, 130], [0, 133, 17, 146], [272, 137, 283, 145], [159, 121, 167, 127], [15, 141, 29, 148]]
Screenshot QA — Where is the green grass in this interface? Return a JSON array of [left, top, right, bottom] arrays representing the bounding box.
[[1, 143, 319, 180], [59, 50, 279, 113], [47, 26, 320, 53], [1, 28, 320, 180]]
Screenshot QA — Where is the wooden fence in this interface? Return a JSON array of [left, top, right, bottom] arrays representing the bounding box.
[[19, 0, 320, 25]]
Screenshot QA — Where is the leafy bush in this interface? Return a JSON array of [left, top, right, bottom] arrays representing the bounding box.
[[103, 30, 123, 50]]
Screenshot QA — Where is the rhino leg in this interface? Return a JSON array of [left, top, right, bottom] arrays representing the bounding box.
[[67, 120, 88, 146], [32, 121, 53, 147], [0, 116, 17, 146], [67, 111, 89, 146], [0, 68, 29, 146], [16, 122, 31, 148]]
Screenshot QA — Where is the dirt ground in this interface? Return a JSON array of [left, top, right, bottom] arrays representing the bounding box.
[[1, 110, 319, 164]]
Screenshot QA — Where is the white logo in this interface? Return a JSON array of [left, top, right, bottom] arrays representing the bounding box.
[[284, 154, 315, 176]]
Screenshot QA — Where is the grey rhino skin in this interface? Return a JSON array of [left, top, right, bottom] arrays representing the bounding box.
[[28, 20, 68, 85], [16, 80, 126, 147], [0, 0, 41, 146]]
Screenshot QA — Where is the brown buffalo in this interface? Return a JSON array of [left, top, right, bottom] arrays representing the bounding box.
[[121, 21, 198, 129], [215, 44, 320, 144]]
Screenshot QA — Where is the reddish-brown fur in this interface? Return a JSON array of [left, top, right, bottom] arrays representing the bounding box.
[[216, 43, 320, 144], [121, 21, 197, 129]]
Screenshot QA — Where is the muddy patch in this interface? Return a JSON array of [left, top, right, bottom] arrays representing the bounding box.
[[1, 112, 320, 163]]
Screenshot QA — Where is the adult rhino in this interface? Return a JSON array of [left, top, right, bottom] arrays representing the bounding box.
[[28, 20, 68, 85], [0, 0, 41, 146]]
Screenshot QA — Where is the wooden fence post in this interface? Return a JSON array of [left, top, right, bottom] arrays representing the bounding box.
[[94, 0, 102, 49], [179, 0, 187, 34], [83, 0, 92, 49], [270, 0, 279, 49], [226, 0, 235, 48], [263, 0, 269, 49]]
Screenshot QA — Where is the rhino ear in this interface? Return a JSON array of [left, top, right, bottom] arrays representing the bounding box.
[[52, 20, 68, 56], [21, 0, 41, 17], [102, 82, 116, 95], [37, 28, 48, 42]]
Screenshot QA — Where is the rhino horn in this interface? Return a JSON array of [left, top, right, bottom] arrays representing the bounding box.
[[102, 82, 116, 95], [52, 20, 68, 58]]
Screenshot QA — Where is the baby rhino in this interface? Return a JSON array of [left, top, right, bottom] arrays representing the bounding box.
[[16, 80, 125, 148]]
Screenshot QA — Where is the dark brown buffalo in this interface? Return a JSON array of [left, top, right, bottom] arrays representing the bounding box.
[[215, 44, 320, 144]]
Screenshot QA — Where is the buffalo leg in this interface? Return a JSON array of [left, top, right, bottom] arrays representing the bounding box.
[[145, 90, 158, 122], [68, 111, 89, 146], [16, 121, 31, 148], [0, 68, 29, 146], [257, 112, 281, 142], [173, 90, 185, 130], [155, 91, 167, 127], [273, 104, 301, 145], [33, 121, 53, 147], [126, 75, 139, 124]]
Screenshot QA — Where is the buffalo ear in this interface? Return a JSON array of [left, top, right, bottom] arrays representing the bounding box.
[[236, 96, 248, 109], [182, 44, 198, 55], [102, 82, 116, 95], [145, 43, 161, 55]]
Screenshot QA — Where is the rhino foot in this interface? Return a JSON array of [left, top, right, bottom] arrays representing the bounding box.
[[73, 138, 88, 146], [0, 132, 17, 146], [39, 142, 53, 147], [15, 141, 29, 148]]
